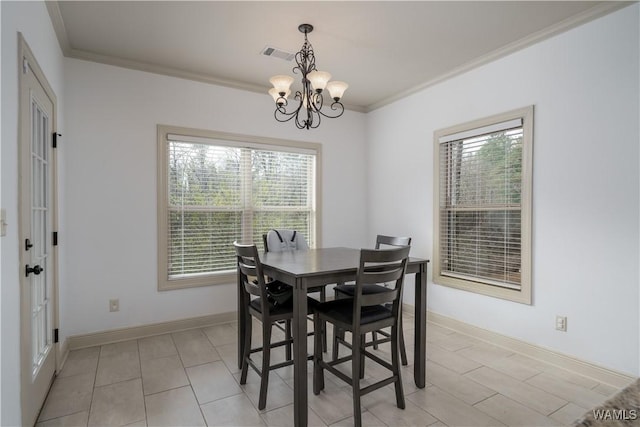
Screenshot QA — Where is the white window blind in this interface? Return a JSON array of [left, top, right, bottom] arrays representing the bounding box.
[[166, 136, 316, 280], [438, 120, 524, 290]]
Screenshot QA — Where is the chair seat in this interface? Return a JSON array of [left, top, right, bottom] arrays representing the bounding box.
[[249, 297, 319, 316], [334, 283, 388, 296], [315, 299, 392, 328]]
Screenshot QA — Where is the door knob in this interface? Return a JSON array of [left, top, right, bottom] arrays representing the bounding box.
[[25, 264, 43, 277]]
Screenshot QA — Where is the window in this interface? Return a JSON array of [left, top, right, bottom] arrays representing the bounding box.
[[433, 106, 533, 304], [157, 126, 320, 290]]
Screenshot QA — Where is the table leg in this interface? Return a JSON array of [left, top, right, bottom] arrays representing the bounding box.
[[414, 262, 427, 388], [293, 278, 308, 427]]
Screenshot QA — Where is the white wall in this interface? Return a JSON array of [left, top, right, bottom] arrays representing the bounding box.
[[367, 4, 639, 376], [61, 59, 368, 338], [1, 1, 66, 425]]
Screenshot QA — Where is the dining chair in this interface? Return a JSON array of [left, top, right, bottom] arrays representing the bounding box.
[[234, 241, 316, 410], [333, 235, 412, 365], [312, 246, 410, 427], [263, 229, 328, 353]]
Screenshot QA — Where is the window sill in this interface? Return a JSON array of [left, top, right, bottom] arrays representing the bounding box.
[[158, 271, 235, 291]]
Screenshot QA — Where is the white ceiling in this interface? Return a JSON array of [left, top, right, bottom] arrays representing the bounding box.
[[48, 1, 628, 112]]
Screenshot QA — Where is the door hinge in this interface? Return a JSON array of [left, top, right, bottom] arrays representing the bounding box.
[[22, 57, 28, 74], [52, 132, 61, 148], [53, 328, 59, 344], [53, 232, 58, 246]]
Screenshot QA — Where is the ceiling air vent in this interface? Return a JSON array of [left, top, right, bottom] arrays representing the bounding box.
[[261, 46, 295, 61]]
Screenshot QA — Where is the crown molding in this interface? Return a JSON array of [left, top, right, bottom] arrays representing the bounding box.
[[366, 1, 634, 112], [46, 1, 71, 56], [46, 0, 631, 115]]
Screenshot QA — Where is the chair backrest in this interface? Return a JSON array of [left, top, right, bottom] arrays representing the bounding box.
[[375, 234, 412, 249], [354, 246, 410, 316], [264, 229, 309, 252], [233, 241, 270, 314]]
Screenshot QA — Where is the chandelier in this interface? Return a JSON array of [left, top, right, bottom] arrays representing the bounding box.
[[269, 24, 348, 130]]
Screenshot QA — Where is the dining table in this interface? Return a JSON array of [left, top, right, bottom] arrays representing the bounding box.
[[236, 247, 429, 427]]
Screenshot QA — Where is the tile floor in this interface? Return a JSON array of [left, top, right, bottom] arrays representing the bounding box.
[[37, 314, 623, 426]]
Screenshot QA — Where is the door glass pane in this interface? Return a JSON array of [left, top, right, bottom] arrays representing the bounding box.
[[30, 98, 51, 376]]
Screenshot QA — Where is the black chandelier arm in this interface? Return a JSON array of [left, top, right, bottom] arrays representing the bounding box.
[[307, 92, 345, 119], [316, 100, 345, 119]]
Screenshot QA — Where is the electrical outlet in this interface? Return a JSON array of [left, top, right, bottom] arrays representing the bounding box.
[[555, 315, 567, 331], [109, 299, 119, 312]]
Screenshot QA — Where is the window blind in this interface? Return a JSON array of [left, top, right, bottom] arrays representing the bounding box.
[[438, 123, 523, 289], [167, 137, 315, 279]]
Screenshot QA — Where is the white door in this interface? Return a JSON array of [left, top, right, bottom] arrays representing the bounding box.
[[19, 36, 58, 427]]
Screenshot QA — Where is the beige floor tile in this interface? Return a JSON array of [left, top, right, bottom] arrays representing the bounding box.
[[88, 378, 145, 426], [215, 342, 241, 374], [95, 341, 141, 387], [455, 342, 514, 365], [526, 372, 608, 410], [171, 328, 221, 367], [407, 385, 505, 426], [43, 318, 622, 427], [36, 411, 89, 427], [426, 343, 482, 374], [387, 364, 427, 396], [425, 361, 497, 405], [144, 386, 205, 427], [58, 347, 100, 379], [328, 411, 387, 427], [240, 369, 295, 412], [299, 375, 360, 425], [123, 420, 147, 427], [427, 331, 480, 352], [549, 402, 590, 426], [483, 353, 543, 381], [99, 340, 138, 358], [506, 353, 553, 370], [542, 365, 600, 390], [140, 354, 189, 395], [474, 393, 560, 426], [426, 323, 456, 336], [365, 389, 438, 426], [38, 373, 94, 422], [464, 367, 567, 415], [200, 393, 266, 426], [138, 334, 177, 361], [203, 323, 237, 346], [260, 404, 328, 427], [186, 360, 243, 404], [592, 382, 620, 396]]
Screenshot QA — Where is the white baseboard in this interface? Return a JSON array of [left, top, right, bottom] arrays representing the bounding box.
[[61, 306, 635, 389], [426, 310, 636, 389], [65, 311, 236, 351]]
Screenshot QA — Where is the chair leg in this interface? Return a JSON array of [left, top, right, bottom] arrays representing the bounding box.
[[240, 314, 252, 385], [351, 333, 363, 427], [285, 320, 292, 361], [399, 313, 408, 366], [332, 326, 340, 361], [372, 331, 379, 350], [313, 315, 325, 395], [391, 325, 405, 409], [258, 323, 272, 410], [359, 334, 365, 379]]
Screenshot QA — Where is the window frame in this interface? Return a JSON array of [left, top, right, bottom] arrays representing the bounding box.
[[157, 125, 322, 291], [433, 106, 533, 304]]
